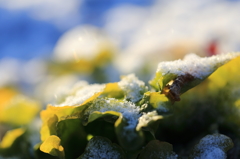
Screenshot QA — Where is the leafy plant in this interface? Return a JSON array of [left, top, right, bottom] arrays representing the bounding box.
[[36, 52, 240, 159]]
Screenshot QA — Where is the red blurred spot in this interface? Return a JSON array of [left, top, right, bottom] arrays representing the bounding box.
[[206, 40, 218, 56]]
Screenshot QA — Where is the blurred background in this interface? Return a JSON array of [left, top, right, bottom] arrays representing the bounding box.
[[1, 0, 240, 157], [1, 0, 240, 99]]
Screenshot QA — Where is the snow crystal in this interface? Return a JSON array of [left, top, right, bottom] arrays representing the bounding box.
[[55, 83, 105, 107], [118, 74, 148, 102], [157, 52, 240, 79]]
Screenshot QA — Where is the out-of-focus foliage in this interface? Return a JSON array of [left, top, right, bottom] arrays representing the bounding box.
[[0, 87, 40, 158], [48, 26, 117, 84]]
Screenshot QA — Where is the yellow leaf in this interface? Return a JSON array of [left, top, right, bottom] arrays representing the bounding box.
[[0, 95, 40, 125], [149, 92, 172, 113], [101, 83, 124, 98], [208, 56, 240, 92], [0, 128, 25, 149], [40, 135, 65, 159], [40, 91, 102, 141], [0, 88, 17, 108]]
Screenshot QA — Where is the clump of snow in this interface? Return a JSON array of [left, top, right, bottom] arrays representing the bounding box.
[[136, 111, 162, 131], [157, 52, 240, 79], [55, 83, 105, 107], [190, 134, 233, 159], [80, 136, 122, 159], [118, 74, 148, 102], [86, 98, 141, 130]]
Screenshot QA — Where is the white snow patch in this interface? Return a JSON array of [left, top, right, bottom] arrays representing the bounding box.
[[55, 83, 105, 107], [157, 52, 240, 79], [118, 74, 148, 102]]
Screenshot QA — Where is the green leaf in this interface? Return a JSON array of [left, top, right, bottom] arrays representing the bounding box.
[[115, 114, 145, 151], [83, 98, 144, 151], [77, 136, 125, 159], [40, 106, 75, 141], [138, 140, 178, 159], [189, 134, 234, 159], [148, 92, 173, 114], [56, 118, 88, 159], [149, 72, 177, 92], [83, 110, 121, 126]]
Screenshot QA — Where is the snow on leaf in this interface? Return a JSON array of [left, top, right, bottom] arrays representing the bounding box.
[[149, 52, 240, 100], [55, 83, 105, 107], [136, 111, 163, 131], [118, 74, 148, 103], [157, 52, 240, 79], [83, 98, 144, 150], [77, 136, 125, 159], [84, 98, 141, 130], [189, 134, 233, 159]]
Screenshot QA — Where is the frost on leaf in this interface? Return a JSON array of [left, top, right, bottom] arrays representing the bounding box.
[[78, 136, 125, 159], [189, 134, 233, 159], [149, 52, 240, 101], [118, 74, 148, 103]]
